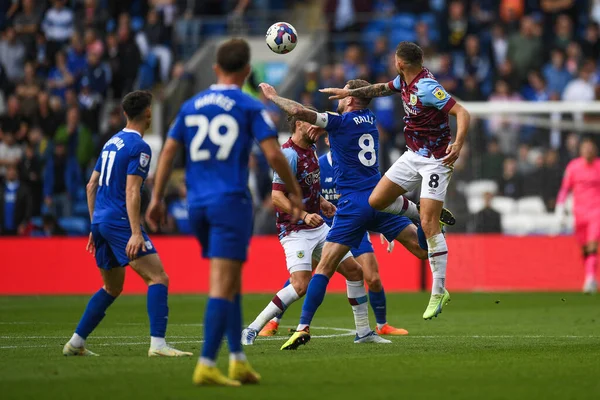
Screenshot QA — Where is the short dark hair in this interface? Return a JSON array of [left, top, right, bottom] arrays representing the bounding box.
[[395, 41, 424, 67], [217, 38, 250, 73], [347, 79, 372, 107], [288, 105, 318, 133], [121, 90, 153, 121]]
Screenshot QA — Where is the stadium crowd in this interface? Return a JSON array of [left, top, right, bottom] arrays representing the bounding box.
[[1, 0, 599, 236]]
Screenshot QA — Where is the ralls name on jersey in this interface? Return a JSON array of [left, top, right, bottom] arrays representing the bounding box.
[[194, 93, 236, 111], [353, 115, 374, 125], [103, 136, 125, 150], [403, 101, 419, 116]]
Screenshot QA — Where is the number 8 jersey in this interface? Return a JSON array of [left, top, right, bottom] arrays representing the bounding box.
[[92, 128, 152, 225], [315, 108, 380, 195], [167, 84, 278, 207]]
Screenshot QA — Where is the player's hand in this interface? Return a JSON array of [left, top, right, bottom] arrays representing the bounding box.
[[319, 87, 351, 100], [86, 232, 95, 256], [304, 212, 324, 228], [145, 198, 166, 232], [380, 234, 395, 253], [307, 125, 327, 142], [320, 199, 336, 218], [126, 233, 146, 260], [259, 83, 278, 100], [443, 142, 463, 166]]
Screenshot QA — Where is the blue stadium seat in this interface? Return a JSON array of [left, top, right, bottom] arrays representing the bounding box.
[[392, 13, 417, 31], [73, 200, 89, 217], [389, 29, 416, 49], [137, 53, 157, 90], [59, 217, 90, 236], [363, 20, 389, 44], [30, 216, 43, 228]]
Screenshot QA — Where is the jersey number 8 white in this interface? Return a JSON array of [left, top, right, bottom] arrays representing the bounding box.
[[186, 114, 239, 161], [358, 133, 376, 167]]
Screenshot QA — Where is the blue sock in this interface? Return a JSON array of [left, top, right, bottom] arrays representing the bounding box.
[[201, 297, 230, 361], [276, 279, 291, 320], [226, 294, 243, 354], [417, 224, 428, 250], [368, 288, 387, 325], [147, 284, 169, 338], [75, 289, 116, 339], [299, 274, 329, 326]]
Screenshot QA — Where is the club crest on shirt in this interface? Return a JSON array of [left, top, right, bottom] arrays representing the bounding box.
[[139, 153, 150, 168], [297, 250, 305, 259], [410, 93, 418, 105], [432, 87, 446, 100]]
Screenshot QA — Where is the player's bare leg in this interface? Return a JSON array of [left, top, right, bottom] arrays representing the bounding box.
[[419, 198, 451, 319], [369, 176, 420, 220], [242, 270, 310, 344], [63, 267, 125, 356], [129, 254, 192, 357], [394, 224, 428, 260], [357, 252, 409, 336], [583, 241, 598, 294]]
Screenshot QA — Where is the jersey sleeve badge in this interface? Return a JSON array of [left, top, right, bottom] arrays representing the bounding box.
[[140, 153, 150, 168], [432, 87, 447, 100]]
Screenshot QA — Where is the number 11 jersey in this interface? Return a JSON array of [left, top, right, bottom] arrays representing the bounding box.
[[167, 84, 278, 207], [92, 128, 152, 225], [315, 108, 380, 195]]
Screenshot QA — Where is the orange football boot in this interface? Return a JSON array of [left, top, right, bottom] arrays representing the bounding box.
[[375, 323, 409, 336], [258, 320, 279, 337]]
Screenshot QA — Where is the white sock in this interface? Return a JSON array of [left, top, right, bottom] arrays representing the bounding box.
[[229, 352, 247, 362], [272, 315, 282, 323], [376, 323, 386, 330], [151, 336, 167, 349], [248, 284, 299, 331], [69, 333, 85, 348], [296, 323, 309, 331], [199, 357, 216, 367], [346, 280, 371, 338], [382, 196, 420, 220], [427, 233, 448, 295]]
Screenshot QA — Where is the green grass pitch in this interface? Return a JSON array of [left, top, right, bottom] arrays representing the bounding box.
[[1, 293, 599, 400]]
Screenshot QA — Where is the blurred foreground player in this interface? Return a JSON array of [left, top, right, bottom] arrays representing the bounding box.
[[556, 138, 600, 293], [63, 91, 192, 358], [146, 39, 303, 386]]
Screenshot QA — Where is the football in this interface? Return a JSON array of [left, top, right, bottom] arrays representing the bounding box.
[[265, 22, 298, 54]]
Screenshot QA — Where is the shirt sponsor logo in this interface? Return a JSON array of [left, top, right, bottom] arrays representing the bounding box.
[[432, 87, 446, 100], [325, 177, 333, 183], [140, 153, 150, 168]]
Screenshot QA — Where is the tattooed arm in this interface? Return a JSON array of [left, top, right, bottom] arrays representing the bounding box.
[[259, 83, 317, 124], [319, 82, 394, 100]]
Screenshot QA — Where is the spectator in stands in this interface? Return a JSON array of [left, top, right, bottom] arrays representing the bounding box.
[[43, 142, 81, 218], [564, 40, 582, 75], [415, 21, 432, 52], [436, 53, 459, 94], [144, 8, 173, 83], [580, 22, 600, 60], [98, 106, 124, 153], [0, 95, 29, 142], [490, 23, 508, 69], [19, 142, 43, 216], [442, 0, 471, 52], [0, 25, 26, 81], [13, 0, 40, 60], [15, 62, 41, 119], [543, 49, 573, 98], [0, 62, 12, 98], [75, 0, 109, 34], [167, 183, 191, 234], [0, 131, 23, 178], [47, 51, 75, 103], [83, 28, 103, 58], [498, 157, 524, 199], [507, 16, 543, 85], [342, 45, 366, 80], [35, 213, 66, 237], [563, 61, 596, 103], [523, 150, 546, 197], [81, 50, 110, 98], [115, 24, 141, 97], [324, 0, 373, 46], [488, 80, 522, 153], [55, 107, 94, 170], [541, 149, 562, 210], [517, 144, 535, 175], [174, 0, 203, 60], [42, 0, 75, 63], [33, 91, 63, 140], [67, 33, 88, 83], [472, 192, 502, 234], [481, 138, 505, 181], [551, 14, 573, 52], [78, 77, 102, 135], [0, 164, 32, 236], [459, 75, 483, 101], [369, 36, 389, 79], [523, 70, 550, 102], [560, 132, 579, 168], [454, 35, 491, 94]]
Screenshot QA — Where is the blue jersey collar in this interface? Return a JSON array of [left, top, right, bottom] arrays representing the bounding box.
[[122, 128, 142, 137]]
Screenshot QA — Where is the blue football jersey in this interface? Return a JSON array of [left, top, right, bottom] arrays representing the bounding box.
[[167, 84, 278, 207], [92, 129, 152, 225], [315, 108, 380, 194], [319, 152, 338, 226]]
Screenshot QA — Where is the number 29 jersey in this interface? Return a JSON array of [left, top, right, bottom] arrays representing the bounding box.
[[167, 84, 278, 207], [315, 108, 380, 194]]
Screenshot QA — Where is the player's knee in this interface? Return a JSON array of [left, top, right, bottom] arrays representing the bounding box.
[[366, 275, 382, 291], [290, 273, 310, 297], [343, 263, 363, 282], [148, 271, 169, 287], [104, 285, 123, 298], [420, 217, 440, 238], [368, 193, 386, 211]]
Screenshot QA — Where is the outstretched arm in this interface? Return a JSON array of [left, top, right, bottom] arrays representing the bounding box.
[[259, 83, 318, 124], [320, 82, 394, 100]]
